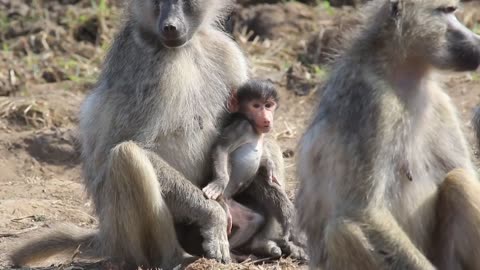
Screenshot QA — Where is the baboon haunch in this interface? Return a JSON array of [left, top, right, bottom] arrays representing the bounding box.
[[296, 0, 480, 269], [9, 0, 297, 268]]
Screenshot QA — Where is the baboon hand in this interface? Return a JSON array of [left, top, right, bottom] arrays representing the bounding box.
[[264, 159, 280, 186], [201, 202, 231, 264], [203, 180, 227, 200], [268, 171, 280, 186]]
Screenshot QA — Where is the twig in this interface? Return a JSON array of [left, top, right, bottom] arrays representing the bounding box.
[[11, 215, 36, 222], [243, 257, 275, 265]]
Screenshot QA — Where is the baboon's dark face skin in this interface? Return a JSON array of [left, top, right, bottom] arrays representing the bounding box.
[[155, 0, 205, 48], [432, 8, 480, 71]]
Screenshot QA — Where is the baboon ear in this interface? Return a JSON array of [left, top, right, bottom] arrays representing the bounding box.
[[389, 0, 401, 18], [227, 89, 239, 113]]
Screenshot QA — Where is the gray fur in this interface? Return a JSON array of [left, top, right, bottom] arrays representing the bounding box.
[[11, 0, 252, 268], [296, 0, 480, 269], [473, 106, 480, 150]]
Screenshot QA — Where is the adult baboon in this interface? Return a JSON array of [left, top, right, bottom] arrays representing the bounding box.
[[296, 0, 480, 269], [10, 0, 296, 268]]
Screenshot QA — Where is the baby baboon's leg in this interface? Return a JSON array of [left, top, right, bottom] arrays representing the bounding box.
[[246, 178, 294, 238], [432, 168, 480, 270], [243, 178, 308, 260], [247, 219, 283, 259], [105, 141, 187, 268], [145, 151, 231, 263], [228, 199, 265, 249]]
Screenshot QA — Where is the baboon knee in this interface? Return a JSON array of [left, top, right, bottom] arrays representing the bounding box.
[[108, 141, 161, 208], [110, 141, 145, 167], [441, 168, 478, 196], [324, 220, 378, 269]]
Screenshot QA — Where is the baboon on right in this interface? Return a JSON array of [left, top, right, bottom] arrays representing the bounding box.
[[296, 0, 480, 269]]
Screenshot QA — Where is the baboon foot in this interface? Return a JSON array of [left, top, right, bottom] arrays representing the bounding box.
[[250, 240, 282, 258], [279, 239, 309, 262]]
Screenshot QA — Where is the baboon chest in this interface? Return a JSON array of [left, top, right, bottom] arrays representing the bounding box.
[[387, 144, 441, 250], [228, 141, 263, 195], [150, 51, 232, 185]]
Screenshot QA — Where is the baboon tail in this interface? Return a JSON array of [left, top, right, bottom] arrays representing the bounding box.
[[10, 225, 100, 267]]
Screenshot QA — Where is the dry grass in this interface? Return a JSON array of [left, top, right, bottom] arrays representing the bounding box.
[[0, 97, 52, 128], [182, 257, 304, 270]]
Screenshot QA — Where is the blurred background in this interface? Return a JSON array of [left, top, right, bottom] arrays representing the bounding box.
[[0, 0, 479, 269]]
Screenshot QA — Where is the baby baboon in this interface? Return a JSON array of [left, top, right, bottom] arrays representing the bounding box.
[[9, 0, 295, 268], [203, 79, 281, 248], [204, 79, 280, 201], [296, 0, 480, 269]]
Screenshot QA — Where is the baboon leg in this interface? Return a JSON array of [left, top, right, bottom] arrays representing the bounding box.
[[248, 235, 282, 259], [105, 141, 187, 268], [244, 178, 307, 260], [321, 219, 379, 270], [322, 213, 436, 270], [145, 151, 231, 263], [246, 178, 294, 237], [433, 168, 480, 270], [228, 200, 265, 249]]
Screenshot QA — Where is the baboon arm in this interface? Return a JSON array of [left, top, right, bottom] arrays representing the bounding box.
[[262, 137, 285, 186], [212, 119, 256, 185], [144, 149, 231, 262], [211, 146, 230, 185], [361, 209, 436, 269], [145, 150, 228, 225]]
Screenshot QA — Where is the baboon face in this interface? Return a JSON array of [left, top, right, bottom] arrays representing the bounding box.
[[137, 0, 215, 48], [407, 1, 480, 71], [155, 0, 205, 48]]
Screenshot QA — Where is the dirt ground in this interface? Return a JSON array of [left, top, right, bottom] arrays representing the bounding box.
[[1, 1, 480, 269]]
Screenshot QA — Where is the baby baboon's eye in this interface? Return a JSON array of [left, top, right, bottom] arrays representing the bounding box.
[[437, 6, 457, 14]]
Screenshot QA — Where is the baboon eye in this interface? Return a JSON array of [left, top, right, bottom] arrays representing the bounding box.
[[265, 102, 275, 109], [253, 103, 261, 109], [437, 6, 457, 13]]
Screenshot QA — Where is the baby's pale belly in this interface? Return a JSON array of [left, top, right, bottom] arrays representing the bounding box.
[[227, 142, 263, 195]]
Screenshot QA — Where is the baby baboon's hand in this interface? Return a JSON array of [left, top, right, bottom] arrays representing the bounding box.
[[203, 180, 227, 200], [265, 160, 280, 186]]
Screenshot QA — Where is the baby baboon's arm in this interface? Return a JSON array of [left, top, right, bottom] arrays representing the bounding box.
[[203, 119, 256, 200], [260, 150, 279, 186]]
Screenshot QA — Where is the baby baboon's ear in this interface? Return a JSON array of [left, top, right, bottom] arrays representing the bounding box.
[[389, 0, 401, 18]]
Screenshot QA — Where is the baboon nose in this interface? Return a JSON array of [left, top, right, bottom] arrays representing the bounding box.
[[163, 24, 177, 34]]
